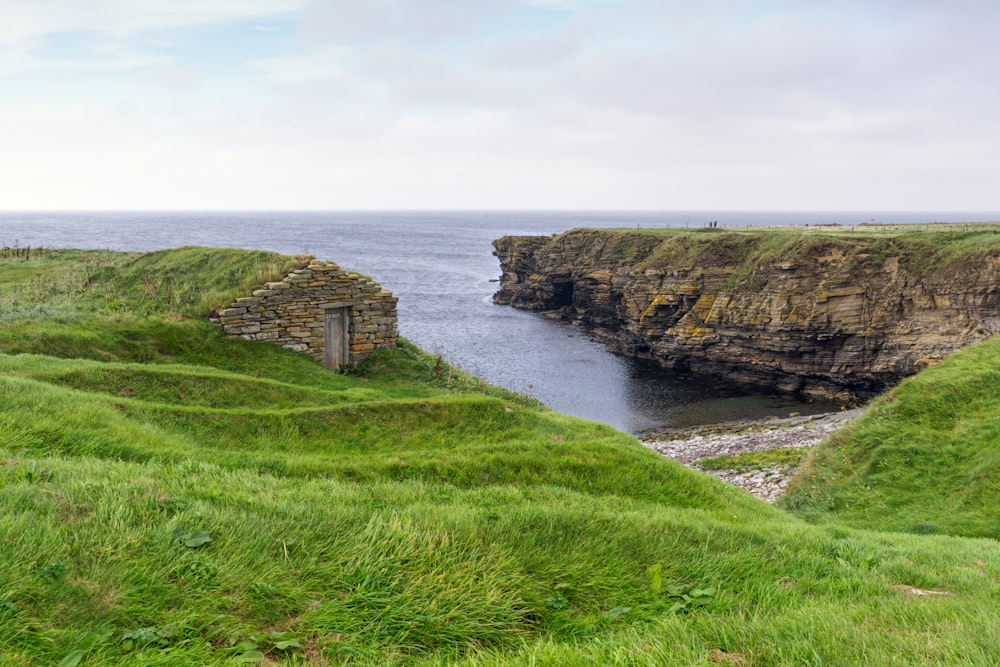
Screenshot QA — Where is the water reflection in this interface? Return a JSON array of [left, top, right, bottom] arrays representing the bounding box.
[[622, 362, 837, 433]]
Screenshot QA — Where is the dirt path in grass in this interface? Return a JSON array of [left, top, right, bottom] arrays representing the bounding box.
[[640, 409, 864, 503]]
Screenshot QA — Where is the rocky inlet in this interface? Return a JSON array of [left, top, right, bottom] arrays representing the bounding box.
[[493, 229, 1000, 404]]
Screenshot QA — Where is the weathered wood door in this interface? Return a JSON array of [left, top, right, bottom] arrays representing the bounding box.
[[324, 308, 350, 369]]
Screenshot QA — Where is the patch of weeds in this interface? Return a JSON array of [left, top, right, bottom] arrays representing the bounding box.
[[226, 641, 266, 663], [645, 564, 716, 614], [0, 599, 19, 620], [58, 628, 114, 667], [58, 650, 85, 667], [39, 559, 69, 583], [545, 583, 572, 610], [168, 555, 220, 584], [119, 625, 177, 651], [278, 536, 310, 559], [662, 583, 716, 613], [156, 496, 187, 514], [172, 528, 212, 548], [223, 631, 303, 663], [602, 606, 632, 622], [824, 540, 883, 571], [698, 447, 809, 472], [23, 462, 53, 483], [248, 581, 277, 598]]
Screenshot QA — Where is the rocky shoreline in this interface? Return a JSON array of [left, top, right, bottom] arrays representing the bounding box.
[[493, 229, 1000, 405], [641, 409, 864, 503]]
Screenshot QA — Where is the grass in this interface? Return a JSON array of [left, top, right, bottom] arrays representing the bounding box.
[[782, 334, 1000, 539], [698, 447, 809, 472], [542, 223, 1000, 287], [3, 246, 1000, 664]]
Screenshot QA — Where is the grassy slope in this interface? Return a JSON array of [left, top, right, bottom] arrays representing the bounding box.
[[2, 248, 1000, 665], [783, 335, 1000, 539]]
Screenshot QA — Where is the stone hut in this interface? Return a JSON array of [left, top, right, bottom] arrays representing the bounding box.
[[213, 260, 398, 368]]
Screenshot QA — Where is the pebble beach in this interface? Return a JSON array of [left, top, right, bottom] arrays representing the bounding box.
[[641, 409, 864, 502]]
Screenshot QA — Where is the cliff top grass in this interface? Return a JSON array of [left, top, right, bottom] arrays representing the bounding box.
[[588, 220, 1000, 237], [515, 223, 1000, 284], [564, 221, 1000, 252], [5, 247, 1000, 665]]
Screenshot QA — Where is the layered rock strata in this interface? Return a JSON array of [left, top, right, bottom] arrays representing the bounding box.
[[493, 229, 1000, 402], [213, 260, 397, 368]]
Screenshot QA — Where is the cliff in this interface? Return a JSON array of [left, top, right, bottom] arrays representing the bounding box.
[[493, 227, 1000, 403]]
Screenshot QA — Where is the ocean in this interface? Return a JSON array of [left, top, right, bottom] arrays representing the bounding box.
[[3, 210, 997, 433]]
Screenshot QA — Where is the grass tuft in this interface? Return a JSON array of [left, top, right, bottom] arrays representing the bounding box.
[[699, 447, 809, 472]]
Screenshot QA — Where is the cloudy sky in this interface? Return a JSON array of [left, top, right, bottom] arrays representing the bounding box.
[[2, 0, 998, 211]]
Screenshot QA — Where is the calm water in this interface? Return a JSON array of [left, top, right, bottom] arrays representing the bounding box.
[[2, 210, 997, 433]]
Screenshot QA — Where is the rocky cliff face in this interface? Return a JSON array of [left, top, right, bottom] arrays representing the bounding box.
[[493, 229, 1000, 403]]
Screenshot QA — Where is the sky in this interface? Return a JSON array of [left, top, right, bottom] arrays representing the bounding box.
[[2, 0, 998, 211]]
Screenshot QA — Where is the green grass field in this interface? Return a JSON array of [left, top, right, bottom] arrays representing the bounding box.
[[4, 245, 1000, 665]]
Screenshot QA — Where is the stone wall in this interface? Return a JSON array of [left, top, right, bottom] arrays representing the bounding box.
[[213, 259, 397, 368]]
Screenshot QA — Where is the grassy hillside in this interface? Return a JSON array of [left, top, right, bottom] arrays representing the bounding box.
[[783, 335, 1000, 539], [3, 247, 1000, 665]]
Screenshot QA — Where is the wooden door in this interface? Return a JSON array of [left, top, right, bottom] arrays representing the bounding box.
[[324, 308, 350, 369]]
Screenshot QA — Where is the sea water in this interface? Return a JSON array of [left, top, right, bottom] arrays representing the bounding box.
[[3, 210, 997, 433]]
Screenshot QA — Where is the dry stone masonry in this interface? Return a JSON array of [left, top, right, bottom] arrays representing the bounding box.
[[213, 260, 397, 368]]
